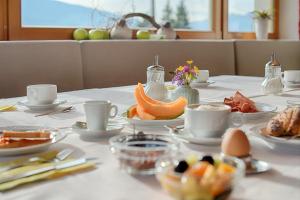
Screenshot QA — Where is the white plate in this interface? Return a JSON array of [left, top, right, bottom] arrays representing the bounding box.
[[250, 124, 300, 148], [191, 80, 215, 88], [72, 122, 124, 138], [170, 128, 222, 146], [18, 99, 67, 111], [0, 126, 67, 156], [239, 103, 277, 121], [127, 116, 184, 128]]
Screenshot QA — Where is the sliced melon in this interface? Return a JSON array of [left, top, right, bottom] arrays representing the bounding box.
[[134, 84, 187, 119], [137, 83, 165, 104], [127, 105, 137, 118], [136, 105, 156, 120]]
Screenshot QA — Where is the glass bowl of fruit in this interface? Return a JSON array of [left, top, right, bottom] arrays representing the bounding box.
[[109, 132, 180, 175], [155, 154, 245, 200]]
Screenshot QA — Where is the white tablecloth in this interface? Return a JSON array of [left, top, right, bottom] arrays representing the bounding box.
[[0, 76, 300, 200]]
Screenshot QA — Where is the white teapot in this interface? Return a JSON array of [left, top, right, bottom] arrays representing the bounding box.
[[110, 19, 132, 40]]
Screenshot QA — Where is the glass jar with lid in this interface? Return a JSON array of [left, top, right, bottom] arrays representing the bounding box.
[[261, 52, 284, 95], [144, 56, 167, 101]]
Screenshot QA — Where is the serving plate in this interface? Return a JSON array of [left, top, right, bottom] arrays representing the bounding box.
[[239, 102, 277, 121], [127, 116, 184, 128], [250, 124, 300, 148], [0, 126, 67, 156]]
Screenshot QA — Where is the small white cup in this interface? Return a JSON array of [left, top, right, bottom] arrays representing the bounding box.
[[83, 100, 118, 131], [27, 84, 57, 105], [195, 70, 209, 83], [184, 104, 242, 138], [283, 70, 300, 83]]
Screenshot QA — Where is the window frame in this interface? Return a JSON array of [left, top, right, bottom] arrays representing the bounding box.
[[3, 0, 279, 40], [0, 0, 8, 40], [7, 0, 222, 40], [222, 0, 279, 39]]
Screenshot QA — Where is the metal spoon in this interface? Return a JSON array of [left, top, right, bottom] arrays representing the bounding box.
[[35, 106, 74, 117]]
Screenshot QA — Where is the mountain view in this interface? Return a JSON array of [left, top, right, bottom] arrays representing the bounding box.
[[22, 0, 254, 32]]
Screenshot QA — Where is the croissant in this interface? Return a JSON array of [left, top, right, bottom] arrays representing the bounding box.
[[265, 107, 300, 137]]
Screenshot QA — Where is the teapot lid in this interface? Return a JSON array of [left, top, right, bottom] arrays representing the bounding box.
[[147, 55, 164, 71]]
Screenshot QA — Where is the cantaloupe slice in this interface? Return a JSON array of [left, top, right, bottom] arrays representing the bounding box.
[[134, 84, 187, 119], [136, 105, 156, 120], [137, 83, 165, 105], [127, 105, 137, 118]]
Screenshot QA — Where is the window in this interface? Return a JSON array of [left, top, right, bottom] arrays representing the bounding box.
[[223, 0, 278, 39], [21, 0, 212, 31], [1, 0, 278, 40]]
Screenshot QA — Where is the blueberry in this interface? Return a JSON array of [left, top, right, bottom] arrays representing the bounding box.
[[174, 160, 189, 173], [200, 155, 214, 165]]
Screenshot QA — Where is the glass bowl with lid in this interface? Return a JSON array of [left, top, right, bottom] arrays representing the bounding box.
[[109, 132, 180, 175]]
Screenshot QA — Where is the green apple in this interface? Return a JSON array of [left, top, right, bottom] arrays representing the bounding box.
[[136, 30, 150, 40], [73, 28, 89, 40], [89, 29, 110, 40]]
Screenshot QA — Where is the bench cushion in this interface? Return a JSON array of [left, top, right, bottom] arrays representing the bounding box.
[[0, 41, 84, 98], [81, 40, 236, 89], [235, 40, 300, 76]]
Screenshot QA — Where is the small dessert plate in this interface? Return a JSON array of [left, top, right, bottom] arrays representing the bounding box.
[[191, 80, 215, 88], [0, 126, 67, 156], [18, 100, 67, 111], [246, 159, 271, 175], [72, 122, 124, 138], [168, 128, 222, 146], [250, 124, 300, 148]]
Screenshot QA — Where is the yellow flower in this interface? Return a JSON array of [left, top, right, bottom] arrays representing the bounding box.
[[177, 66, 184, 71], [193, 66, 199, 74], [186, 60, 193, 65]]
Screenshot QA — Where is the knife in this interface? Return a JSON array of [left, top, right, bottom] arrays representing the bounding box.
[[0, 158, 87, 184]]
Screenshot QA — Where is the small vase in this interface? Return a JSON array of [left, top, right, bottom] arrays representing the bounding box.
[[171, 85, 199, 104], [254, 19, 269, 40]]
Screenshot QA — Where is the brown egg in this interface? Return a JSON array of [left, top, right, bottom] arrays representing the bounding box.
[[221, 128, 251, 157]]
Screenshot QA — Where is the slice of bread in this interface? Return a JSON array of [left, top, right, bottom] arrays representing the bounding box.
[[2, 130, 51, 140]]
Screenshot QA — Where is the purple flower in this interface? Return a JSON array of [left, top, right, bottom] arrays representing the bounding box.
[[183, 65, 190, 73]]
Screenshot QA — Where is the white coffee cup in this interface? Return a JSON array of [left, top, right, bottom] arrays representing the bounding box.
[[27, 84, 57, 105], [184, 104, 242, 138], [283, 70, 300, 83], [195, 70, 209, 83], [83, 100, 118, 131]]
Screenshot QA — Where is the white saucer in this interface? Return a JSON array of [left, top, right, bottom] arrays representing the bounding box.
[[72, 122, 124, 138], [18, 100, 67, 111], [0, 125, 67, 156], [169, 128, 222, 146], [284, 81, 300, 88], [191, 80, 215, 88]]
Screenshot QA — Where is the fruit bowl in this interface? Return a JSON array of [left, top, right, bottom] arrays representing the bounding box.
[[109, 132, 180, 175], [155, 154, 245, 200]]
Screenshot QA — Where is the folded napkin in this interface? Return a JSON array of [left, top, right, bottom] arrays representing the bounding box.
[[0, 158, 96, 191], [0, 105, 17, 112]]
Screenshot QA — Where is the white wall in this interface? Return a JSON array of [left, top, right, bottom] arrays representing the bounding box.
[[279, 0, 299, 39]]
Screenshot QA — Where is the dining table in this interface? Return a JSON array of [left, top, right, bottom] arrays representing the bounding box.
[[0, 75, 299, 200]]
